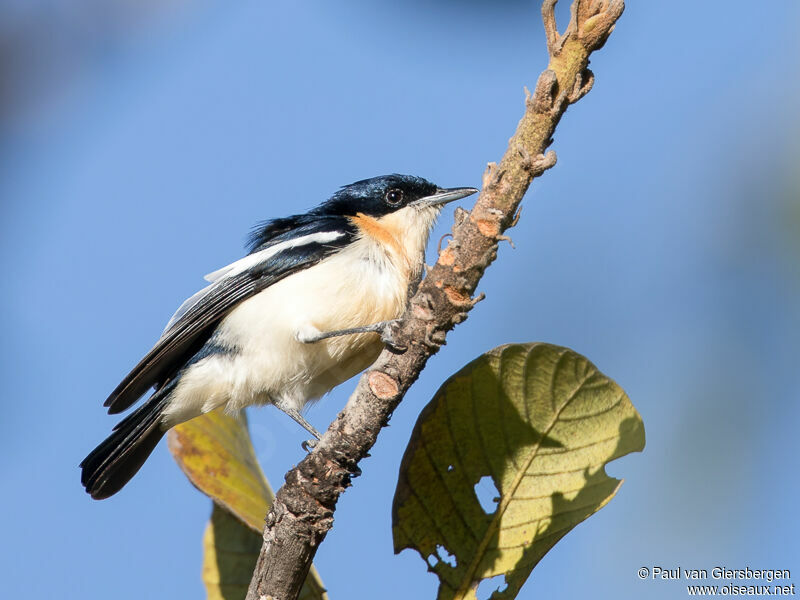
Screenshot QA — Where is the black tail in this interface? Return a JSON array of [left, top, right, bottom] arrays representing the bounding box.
[[80, 392, 170, 499]]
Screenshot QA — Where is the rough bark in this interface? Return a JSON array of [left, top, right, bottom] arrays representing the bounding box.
[[246, 1, 625, 598]]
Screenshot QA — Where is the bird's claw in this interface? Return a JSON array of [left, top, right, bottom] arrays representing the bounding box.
[[302, 438, 318, 452], [380, 319, 407, 352]]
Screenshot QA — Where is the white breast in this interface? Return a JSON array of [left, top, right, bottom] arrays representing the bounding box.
[[161, 235, 408, 427]]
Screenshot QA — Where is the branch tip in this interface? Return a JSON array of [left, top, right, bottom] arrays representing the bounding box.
[[573, 0, 624, 50], [244, 0, 624, 595], [541, 0, 563, 55]]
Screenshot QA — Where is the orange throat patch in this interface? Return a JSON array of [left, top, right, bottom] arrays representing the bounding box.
[[349, 212, 409, 272]]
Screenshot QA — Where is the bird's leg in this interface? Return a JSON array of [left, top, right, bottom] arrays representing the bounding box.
[[273, 399, 322, 450], [296, 320, 406, 352]]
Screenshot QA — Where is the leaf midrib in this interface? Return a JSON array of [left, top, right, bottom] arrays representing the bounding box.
[[452, 351, 595, 600]]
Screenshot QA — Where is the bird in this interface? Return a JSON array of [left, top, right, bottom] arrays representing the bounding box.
[[80, 174, 478, 499]]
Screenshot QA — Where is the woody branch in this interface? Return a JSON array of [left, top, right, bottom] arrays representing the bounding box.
[[245, 1, 625, 598]]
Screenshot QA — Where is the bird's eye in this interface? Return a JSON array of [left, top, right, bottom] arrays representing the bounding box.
[[385, 189, 404, 205]]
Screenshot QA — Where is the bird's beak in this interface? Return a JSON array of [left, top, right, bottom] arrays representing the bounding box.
[[415, 187, 479, 207]]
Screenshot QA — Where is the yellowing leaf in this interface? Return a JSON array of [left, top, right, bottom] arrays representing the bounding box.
[[202, 504, 263, 600], [392, 343, 645, 600], [168, 409, 328, 600], [168, 408, 274, 531], [203, 504, 329, 600]]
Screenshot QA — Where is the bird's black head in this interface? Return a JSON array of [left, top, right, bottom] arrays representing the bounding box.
[[247, 174, 477, 253], [314, 174, 440, 218]]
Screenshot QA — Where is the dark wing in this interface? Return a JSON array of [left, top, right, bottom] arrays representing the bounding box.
[[104, 217, 356, 414]]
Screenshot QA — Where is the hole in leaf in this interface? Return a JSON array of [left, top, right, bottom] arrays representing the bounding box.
[[476, 574, 508, 600], [436, 545, 457, 568], [474, 475, 500, 513]]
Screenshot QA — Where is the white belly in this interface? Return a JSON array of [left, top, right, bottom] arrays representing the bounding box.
[[161, 241, 408, 427]]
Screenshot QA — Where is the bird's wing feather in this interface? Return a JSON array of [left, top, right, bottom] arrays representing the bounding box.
[[104, 219, 356, 414]]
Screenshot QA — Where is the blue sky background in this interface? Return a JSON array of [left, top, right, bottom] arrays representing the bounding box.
[[1, 1, 798, 598]]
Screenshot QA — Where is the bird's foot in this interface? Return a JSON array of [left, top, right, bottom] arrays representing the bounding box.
[[378, 319, 407, 353]]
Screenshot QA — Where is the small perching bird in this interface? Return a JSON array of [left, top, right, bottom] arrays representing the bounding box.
[[80, 174, 477, 499]]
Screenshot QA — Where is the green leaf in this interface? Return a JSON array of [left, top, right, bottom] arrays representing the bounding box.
[[202, 504, 263, 600], [392, 343, 645, 600], [168, 409, 328, 600], [203, 504, 329, 600]]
